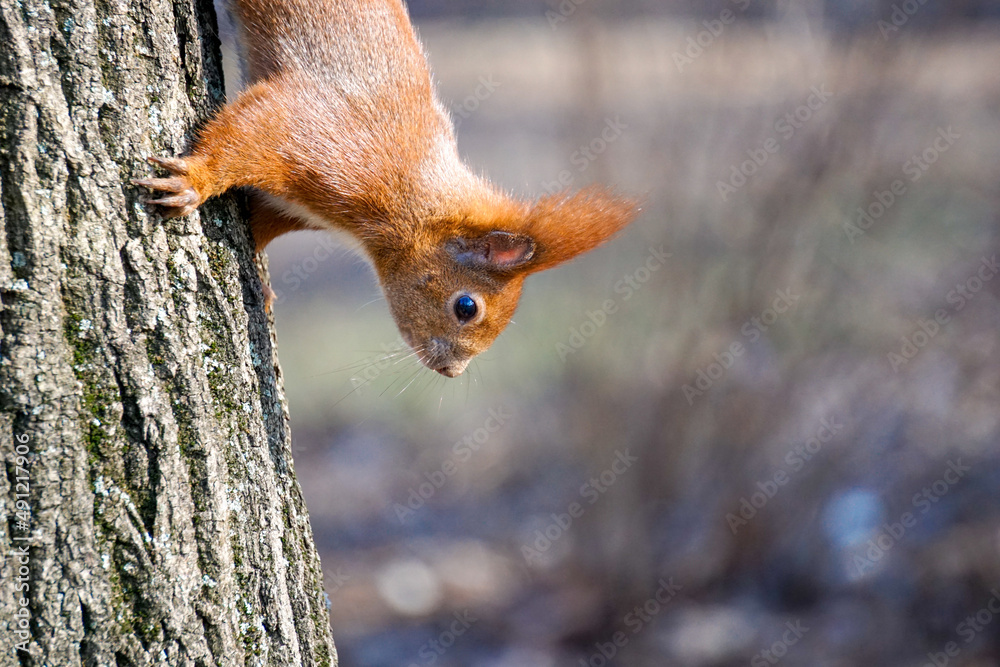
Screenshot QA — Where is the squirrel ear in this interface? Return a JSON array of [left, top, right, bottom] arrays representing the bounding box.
[[522, 186, 639, 274], [447, 230, 536, 272]]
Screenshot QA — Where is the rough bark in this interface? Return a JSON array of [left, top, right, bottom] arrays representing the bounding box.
[[0, 0, 335, 665]]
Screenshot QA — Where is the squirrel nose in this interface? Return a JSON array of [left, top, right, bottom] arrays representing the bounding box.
[[435, 358, 470, 378], [428, 338, 469, 377], [436, 365, 462, 378]]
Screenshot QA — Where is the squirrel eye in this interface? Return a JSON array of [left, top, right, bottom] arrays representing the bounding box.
[[454, 294, 478, 323]]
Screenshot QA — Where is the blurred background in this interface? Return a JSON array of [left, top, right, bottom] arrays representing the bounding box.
[[222, 1, 1000, 665]]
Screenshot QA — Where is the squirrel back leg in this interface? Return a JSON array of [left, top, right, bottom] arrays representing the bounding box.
[[249, 195, 309, 252], [249, 197, 310, 311]]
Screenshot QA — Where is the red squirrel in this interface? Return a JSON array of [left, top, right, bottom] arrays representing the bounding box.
[[136, 0, 638, 378]]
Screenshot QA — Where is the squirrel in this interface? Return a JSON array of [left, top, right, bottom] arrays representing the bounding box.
[[135, 0, 638, 378]]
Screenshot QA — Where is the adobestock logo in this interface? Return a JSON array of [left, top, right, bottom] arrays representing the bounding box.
[[921, 589, 1000, 667], [672, 0, 751, 73], [451, 75, 501, 128], [578, 577, 682, 667], [887, 254, 996, 373], [348, 336, 408, 394], [749, 620, 809, 667], [726, 416, 844, 535], [556, 245, 671, 363], [393, 407, 513, 522], [887, 314, 950, 373], [521, 449, 638, 566], [878, 0, 932, 38], [273, 233, 344, 303], [541, 116, 629, 197], [844, 126, 960, 243], [545, 0, 589, 29], [683, 288, 800, 405], [716, 85, 833, 201], [851, 458, 970, 577], [405, 610, 478, 667]]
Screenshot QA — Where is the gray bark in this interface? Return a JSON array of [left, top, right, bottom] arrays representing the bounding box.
[[0, 0, 335, 665]]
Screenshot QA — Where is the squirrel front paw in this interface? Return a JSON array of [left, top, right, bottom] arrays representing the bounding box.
[[133, 156, 206, 218]]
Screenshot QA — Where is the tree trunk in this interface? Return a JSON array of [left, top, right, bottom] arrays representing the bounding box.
[[0, 0, 336, 665]]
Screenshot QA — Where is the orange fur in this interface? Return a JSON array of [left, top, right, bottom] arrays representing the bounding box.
[[135, 0, 639, 376]]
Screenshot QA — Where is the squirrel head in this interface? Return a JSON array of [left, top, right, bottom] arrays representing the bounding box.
[[369, 186, 638, 377]]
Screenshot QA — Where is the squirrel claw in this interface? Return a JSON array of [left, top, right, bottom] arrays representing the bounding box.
[[147, 155, 190, 175], [134, 156, 203, 218], [133, 176, 187, 192], [138, 194, 198, 218], [144, 191, 200, 209], [261, 283, 276, 312]]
